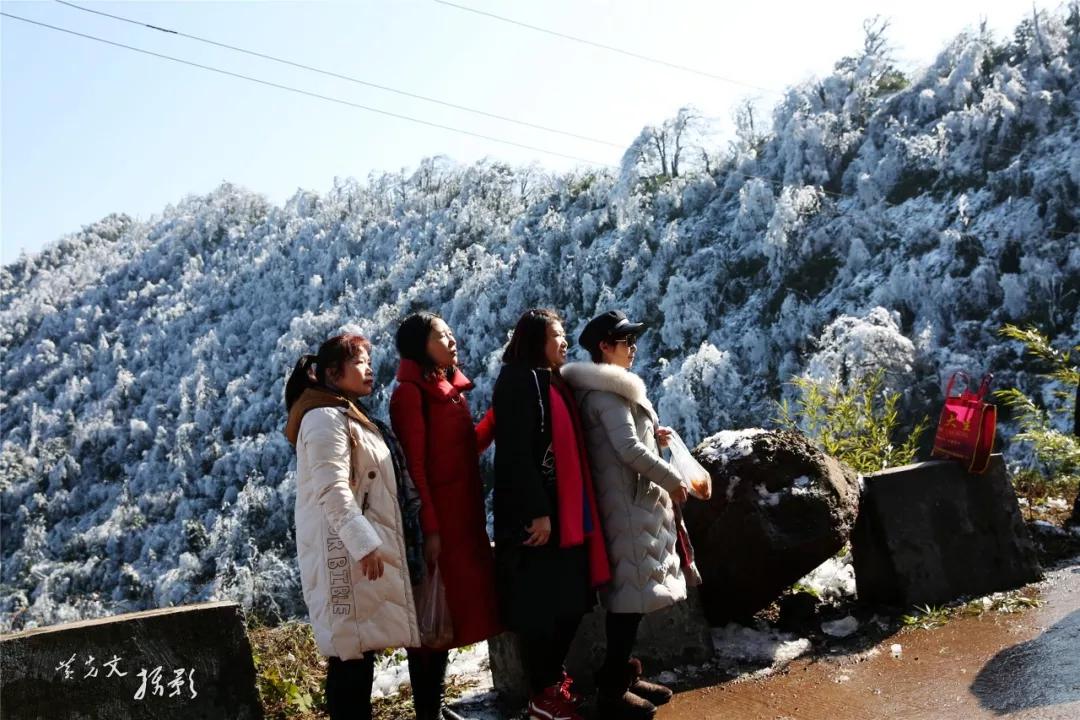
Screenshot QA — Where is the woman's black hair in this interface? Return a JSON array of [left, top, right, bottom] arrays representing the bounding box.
[[503, 308, 562, 368], [395, 311, 446, 376], [284, 333, 372, 411]]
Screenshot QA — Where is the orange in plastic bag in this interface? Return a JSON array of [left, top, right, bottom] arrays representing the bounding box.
[[666, 430, 712, 500], [416, 566, 454, 649]]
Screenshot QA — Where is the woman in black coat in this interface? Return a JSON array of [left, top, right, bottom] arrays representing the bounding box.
[[492, 308, 609, 720]]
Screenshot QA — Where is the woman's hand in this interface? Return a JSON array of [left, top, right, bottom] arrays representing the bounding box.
[[656, 426, 673, 448], [359, 548, 386, 580], [424, 533, 442, 575], [523, 516, 551, 546], [669, 484, 689, 504]]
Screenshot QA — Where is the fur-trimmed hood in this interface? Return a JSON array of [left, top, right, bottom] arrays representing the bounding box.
[[560, 361, 659, 423]]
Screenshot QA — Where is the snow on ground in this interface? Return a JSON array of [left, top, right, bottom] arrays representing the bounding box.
[[1041, 497, 1070, 511], [371, 650, 410, 699], [373, 642, 494, 702], [712, 622, 812, 670], [796, 548, 857, 603], [370, 548, 856, 705], [444, 696, 504, 720], [438, 642, 502, 719], [374, 619, 818, 711], [821, 615, 860, 638]]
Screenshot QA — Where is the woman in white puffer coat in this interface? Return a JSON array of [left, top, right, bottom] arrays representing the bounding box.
[[284, 333, 423, 720], [561, 311, 689, 720]]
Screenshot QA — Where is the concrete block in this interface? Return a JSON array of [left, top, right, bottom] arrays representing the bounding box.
[[1, 601, 262, 720]]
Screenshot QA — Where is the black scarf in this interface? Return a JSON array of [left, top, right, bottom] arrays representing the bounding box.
[[360, 406, 426, 587]]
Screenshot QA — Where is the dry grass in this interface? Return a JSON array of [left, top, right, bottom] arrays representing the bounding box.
[[246, 620, 480, 719]]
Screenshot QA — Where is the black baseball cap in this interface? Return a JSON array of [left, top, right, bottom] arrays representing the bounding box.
[[579, 310, 648, 353]]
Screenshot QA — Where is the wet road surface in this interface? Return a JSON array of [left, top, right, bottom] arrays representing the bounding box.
[[665, 558, 1080, 720]]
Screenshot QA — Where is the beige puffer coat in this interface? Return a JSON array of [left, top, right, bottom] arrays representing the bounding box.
[[560, 362, 687, 614], [294, 406, 420, 659]]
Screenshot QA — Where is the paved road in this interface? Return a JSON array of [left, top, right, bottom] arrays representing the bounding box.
[[664, 559, 1080, 720]]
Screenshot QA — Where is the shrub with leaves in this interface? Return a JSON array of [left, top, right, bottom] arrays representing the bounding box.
[[995, 325, 1080, 494], [248, 620, 326, 719], [246, 619, 459, 720], [776, 369, 928, 474]]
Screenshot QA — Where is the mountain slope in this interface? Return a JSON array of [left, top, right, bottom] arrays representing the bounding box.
[[2, 9, 1077, 630]]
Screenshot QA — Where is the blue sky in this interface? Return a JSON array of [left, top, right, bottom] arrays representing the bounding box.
[[0, 0, 1045, 264]]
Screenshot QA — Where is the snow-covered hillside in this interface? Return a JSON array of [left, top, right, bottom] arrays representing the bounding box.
[[2, 9, 1077, 630]]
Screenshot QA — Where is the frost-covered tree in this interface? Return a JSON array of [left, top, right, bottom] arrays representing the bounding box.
[[1, 8, 1078, 630]]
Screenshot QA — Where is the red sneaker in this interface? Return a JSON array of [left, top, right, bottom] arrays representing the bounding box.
[[558, 671, 583, 707], [527, 683, 583, 720]]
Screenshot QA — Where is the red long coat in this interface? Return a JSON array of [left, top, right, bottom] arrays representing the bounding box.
[[389, 359, 502, 647]]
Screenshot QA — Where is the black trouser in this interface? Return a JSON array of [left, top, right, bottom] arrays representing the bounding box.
[[325, 653, 376, 720], [520, 613, 584, 693], [603, 611, 644, 672], [407, 647, 451, 718]]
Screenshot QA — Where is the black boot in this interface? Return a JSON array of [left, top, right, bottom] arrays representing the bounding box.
[[626, 658, 673, 706], [408, 650, 449, 720], [595, 662, 657, 720]]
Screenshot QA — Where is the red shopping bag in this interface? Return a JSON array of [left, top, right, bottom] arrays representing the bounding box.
[[931, 372, 997, 473]]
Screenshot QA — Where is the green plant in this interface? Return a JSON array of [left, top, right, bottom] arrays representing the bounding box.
[[901, 604, 950, 630], [995, 324, 1080, 493], [248, 620, 327, 719], [903, 588, 1043, 630], [246, 619, 474, 720], [776, 369, 929, 474], [991, 592, 1043, 614], [960, 588, 1043, 617], [789, 582, 822, 601]]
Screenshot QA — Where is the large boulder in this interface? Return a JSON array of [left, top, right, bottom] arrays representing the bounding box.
[[682, 429, 861, 625], [852, 455, 1043, 607]]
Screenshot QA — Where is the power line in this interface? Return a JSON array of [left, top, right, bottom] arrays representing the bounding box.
[[54, 0, 622, 149], [0, 11, 616, 168], [55, 0, 1041, 165], [432, 1, 1049, 162], [434, 0, 778, 95], [4, 12, 1070, 241]]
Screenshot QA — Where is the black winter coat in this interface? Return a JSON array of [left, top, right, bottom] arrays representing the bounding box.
[[492, 365, 594, 633]]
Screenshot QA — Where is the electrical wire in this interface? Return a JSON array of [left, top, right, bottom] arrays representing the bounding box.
[[55, 0, 1042, 162], [4, 11, 1072, 239], [433, 0, 778, 94], [54, 0, 623, 149], [0, 11, 616, 168], [434, 1, 1050, 161]]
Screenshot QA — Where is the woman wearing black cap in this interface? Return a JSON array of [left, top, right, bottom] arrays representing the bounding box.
[[491, 308, 611, 720], [561, 310, 689, 720]]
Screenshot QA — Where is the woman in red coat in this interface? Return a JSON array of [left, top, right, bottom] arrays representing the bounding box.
[[390, 311, 501, 720]]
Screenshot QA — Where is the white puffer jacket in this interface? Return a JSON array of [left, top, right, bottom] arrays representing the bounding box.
[[560, 362, 687, 614], [294, 406, 420, 659]]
